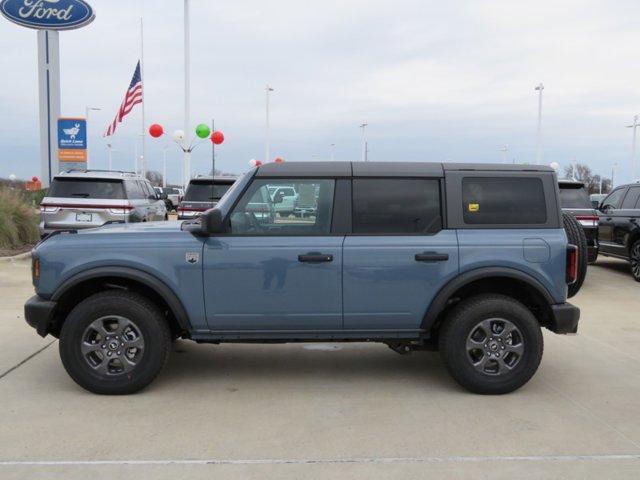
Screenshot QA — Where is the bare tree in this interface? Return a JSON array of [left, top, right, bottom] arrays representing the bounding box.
[[563, 163, 611, 194], [145, 170, 163, 186]]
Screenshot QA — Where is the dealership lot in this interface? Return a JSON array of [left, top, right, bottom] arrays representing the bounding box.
[[0, 257, 639, 479]]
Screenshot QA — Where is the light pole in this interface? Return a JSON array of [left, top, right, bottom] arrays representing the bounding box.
[[162, 145, 168, 188], [85, 106, 100, 168], [329, 143, 335, 161], [535, 83, 544, 165], [612, 162, 618, 187], [106, 143, 117, 171], [500, 145, 508, 164], [183, 0, 191, 188], [626, 114, 639, 182], [265, 85, 274, 163], [359, 123, 368, 162]]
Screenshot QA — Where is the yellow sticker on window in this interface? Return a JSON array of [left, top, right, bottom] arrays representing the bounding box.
[[468, 203, 479, 212]]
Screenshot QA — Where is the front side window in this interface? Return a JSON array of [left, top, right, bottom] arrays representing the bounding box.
[[463, 177, 547, 225], [230, 179, 335, 235], [601, 188, 626, 211], [352, 178, 442, 234]]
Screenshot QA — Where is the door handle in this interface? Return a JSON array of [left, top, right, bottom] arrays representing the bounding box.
[[415, 252, 449, 262], [298, 252, 333, 263]]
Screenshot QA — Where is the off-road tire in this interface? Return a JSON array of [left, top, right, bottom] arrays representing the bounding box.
[[59, 290, 171, 395], [562, 212, 587, 298], [439, 294, 544, 395]]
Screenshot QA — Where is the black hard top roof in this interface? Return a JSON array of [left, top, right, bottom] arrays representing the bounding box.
[[189, 176, 237, 184], [255, 161, 555, 178]]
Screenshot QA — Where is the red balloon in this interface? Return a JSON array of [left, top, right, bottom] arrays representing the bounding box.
[[274, 157, 284, 163], [32, 176, 39, 182], [211, 131, 225, 145], [149, 123, 164, 138]]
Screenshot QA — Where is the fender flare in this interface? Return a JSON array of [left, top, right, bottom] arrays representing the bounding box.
[[421, 267, 556, 331], [51, 266, 191, 331]]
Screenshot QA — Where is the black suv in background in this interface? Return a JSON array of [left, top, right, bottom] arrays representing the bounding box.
[[177, 176, 236, 219], [558, 180, 599, 263], [597, 183, 640, 281]]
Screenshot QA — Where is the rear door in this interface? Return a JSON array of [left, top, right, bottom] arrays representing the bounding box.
[[343, 178, 459, 331]]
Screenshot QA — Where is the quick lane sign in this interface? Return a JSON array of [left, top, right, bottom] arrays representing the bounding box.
[[58, 117, 87, 169]]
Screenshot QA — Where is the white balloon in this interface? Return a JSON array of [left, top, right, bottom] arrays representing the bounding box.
[[8, 174, 16, 181], [549, 162, 560, 171], [248, 159, 262, 167], [172, 129, 185, 142]]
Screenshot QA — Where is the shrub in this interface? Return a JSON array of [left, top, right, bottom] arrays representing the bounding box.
[[0, 188, 40, 249]]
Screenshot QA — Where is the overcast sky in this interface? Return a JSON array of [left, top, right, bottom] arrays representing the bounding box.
[[1, 0, 640, 184]]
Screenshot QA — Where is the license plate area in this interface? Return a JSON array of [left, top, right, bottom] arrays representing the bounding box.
[[76, 213, 92, 222]]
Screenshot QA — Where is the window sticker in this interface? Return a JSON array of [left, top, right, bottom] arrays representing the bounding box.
[[468, 203, 480, 212]]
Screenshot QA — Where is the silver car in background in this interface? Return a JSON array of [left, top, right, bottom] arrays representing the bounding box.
[[39, 170, 167, 237]]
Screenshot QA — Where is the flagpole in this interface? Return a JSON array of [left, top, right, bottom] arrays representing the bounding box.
[[183, 0, 191, 189], [140, 17, 147, 178]]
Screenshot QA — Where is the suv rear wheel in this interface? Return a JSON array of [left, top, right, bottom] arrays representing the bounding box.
[[439, 295, 543, 395], [59, 290, 171, 394]]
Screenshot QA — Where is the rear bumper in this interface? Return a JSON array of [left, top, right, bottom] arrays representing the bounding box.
[[548, 302, 580, 334], [24, 295, 57, 337]]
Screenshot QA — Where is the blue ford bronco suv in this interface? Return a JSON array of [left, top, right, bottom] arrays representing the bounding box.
[[25, 162, 582, 395]]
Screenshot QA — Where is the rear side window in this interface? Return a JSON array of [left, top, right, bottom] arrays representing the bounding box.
[[352, 179, 442, 234], [621, 187, 640, 209], [48, 178, 125, 199], [125, 180, 145, 199], [559, 185, 591, 209], [462, 177, 547, 225]]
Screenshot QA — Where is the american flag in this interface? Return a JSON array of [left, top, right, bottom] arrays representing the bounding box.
[[103, 61, 143, 137]]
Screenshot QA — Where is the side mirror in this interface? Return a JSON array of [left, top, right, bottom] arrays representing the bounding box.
[[201, 208, 224, 233], [161, 193, 168, 200], [273, 192, 285, 204]]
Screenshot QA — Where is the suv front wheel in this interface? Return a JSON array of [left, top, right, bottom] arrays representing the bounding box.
[[439, 295, 544, 395], [59, 290, 171, 394]]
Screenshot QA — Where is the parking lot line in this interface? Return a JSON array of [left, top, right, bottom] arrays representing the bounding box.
[[0, 340, 55, 380], [1, 454, 640, 466]]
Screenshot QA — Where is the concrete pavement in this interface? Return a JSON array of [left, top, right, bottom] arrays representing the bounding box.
[[1, 257, 639, 479]]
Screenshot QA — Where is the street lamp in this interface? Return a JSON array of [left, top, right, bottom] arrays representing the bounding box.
[[162, 145, 168, 188], [534, 83, 544, 165], [85, 106, 100, 168], [106, 143, 118, 171], [612, 162, 618, 187], [329, 143, 335, 161], [499, 145, 509, 164], [359, 123, 368, 162], [626, 114, 639, 182], [265, 85, 274, 163]]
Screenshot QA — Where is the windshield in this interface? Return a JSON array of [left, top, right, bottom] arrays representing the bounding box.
[[559, 185, 591, 209], [183, 181, 233, 201], [48, 178, 126, 199]]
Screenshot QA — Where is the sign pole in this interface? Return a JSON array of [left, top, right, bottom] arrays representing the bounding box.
[[37, 30, 61, 186]]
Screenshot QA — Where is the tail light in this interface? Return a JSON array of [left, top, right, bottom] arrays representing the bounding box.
[[566, 245, 578, 284], [108, 205, 134, 215], [32, 256, 40, 284], [575, 215, 599, 227], [40, 206, 59, 213]]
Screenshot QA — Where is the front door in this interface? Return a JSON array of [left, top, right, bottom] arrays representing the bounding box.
[[203, 178, 343, 331], [342, 178, 459, 331], [598, 187, 627, 255]]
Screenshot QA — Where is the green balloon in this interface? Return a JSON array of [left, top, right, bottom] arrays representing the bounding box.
[[195, 123, 211, 139]]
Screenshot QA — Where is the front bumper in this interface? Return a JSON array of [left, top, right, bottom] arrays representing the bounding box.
[[548, 302, 580, 334], [24, 295, 57, 337]]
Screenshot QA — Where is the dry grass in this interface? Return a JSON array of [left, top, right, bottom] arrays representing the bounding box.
[[0, 188, 40, 250]]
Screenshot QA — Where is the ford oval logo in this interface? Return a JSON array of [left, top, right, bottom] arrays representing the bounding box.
[[0, 0, 95, 30]]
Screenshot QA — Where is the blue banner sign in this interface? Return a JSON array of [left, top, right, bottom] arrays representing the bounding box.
[[0, 0, 95, 30], [58, 117, 87, 163]]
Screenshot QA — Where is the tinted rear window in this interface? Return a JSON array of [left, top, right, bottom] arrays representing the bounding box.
[[48, 178, 125, 199], [352, 179, 442, 234], [559, 184, 591, 209], [462, 177, 547, 225], [184, 182, 232, 201]]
